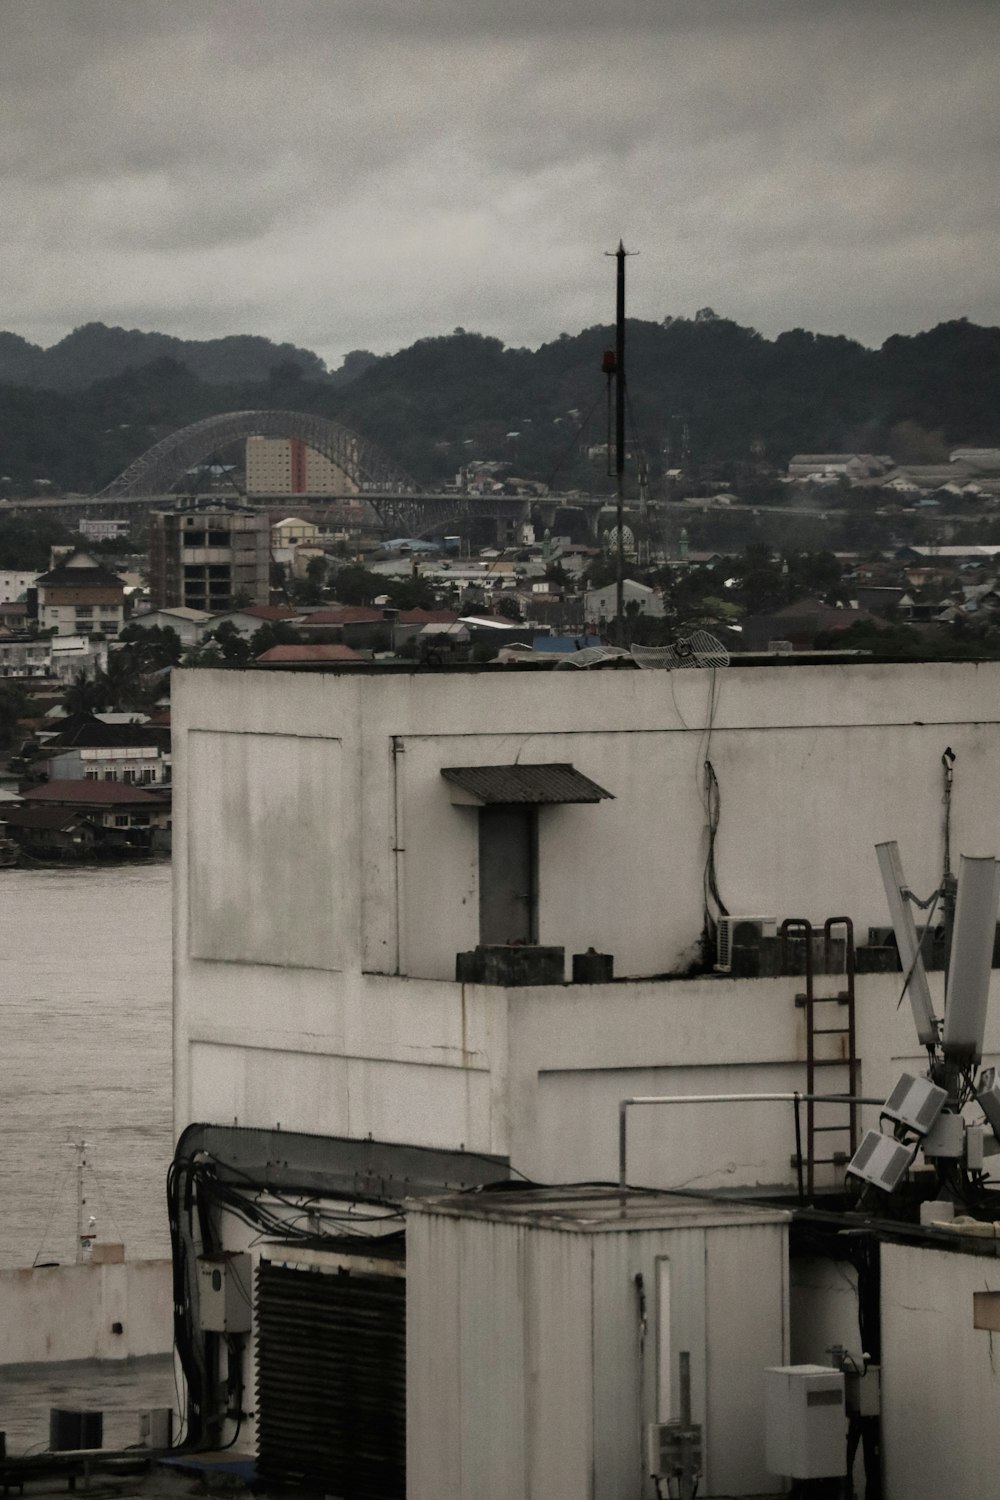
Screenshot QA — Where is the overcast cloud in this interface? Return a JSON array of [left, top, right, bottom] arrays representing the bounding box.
[[2, 0, 998, 368]]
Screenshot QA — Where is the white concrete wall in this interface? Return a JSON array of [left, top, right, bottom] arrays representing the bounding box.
[[0, 1260, 172, 1365], [173, 663, 1000, 1185], [881, 1241, 1000, 1500]]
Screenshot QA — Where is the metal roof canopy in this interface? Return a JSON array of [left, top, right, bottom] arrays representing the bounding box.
[[441, 763, 614, 806]]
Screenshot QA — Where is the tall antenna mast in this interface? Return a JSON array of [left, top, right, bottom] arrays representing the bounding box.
[[605, 241, 636, 641]]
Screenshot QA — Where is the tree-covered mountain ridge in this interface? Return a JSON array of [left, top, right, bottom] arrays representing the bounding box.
[[0, 322, 331, 391], [0, 314, 997, 493]]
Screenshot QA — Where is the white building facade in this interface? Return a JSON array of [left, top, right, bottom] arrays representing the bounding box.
[[171, 661, 1000, 1497]]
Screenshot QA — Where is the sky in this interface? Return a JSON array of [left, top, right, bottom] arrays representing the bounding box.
[[3, 0, 999, 370]]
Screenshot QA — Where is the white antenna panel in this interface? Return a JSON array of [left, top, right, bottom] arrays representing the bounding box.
[[875, 841, 939, 1047], [942, 855, 1000, 1065]]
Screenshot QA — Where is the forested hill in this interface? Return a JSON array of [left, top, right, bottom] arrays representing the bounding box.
[[0, 315, 998, 494], [0, 322, 329, 390]]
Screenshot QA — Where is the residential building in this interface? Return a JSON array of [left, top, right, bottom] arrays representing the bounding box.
[[0, 804, 97, 857], [30, 712, 170, 786], [169, 661, 1000, 1497], [0, 636, 50, 677], [34, 549, 125, 637], [128, 606, 214, 648], [148, 505, 270, 611], [787, 453, 887, 480], [736, 598, 878, 651], [583, 576, 664, 623], [0, 570, 38, 604], [245, 437, 358, 497], [255, 643, 364, 668], [270, 515, 321, 548], [207, 604, 304, 638], [20, 779, 170, 850]]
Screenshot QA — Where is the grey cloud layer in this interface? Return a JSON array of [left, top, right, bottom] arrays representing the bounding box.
[[2, 1, 998, 363]]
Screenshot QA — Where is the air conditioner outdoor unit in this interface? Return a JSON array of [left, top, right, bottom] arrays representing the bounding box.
[[715, 916, 777, 973]]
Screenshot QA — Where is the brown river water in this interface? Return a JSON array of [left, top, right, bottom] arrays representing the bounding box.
[[0, 863, 173, 1270]]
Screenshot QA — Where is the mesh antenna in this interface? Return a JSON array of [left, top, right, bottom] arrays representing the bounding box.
[[631, 630, 730, 671]]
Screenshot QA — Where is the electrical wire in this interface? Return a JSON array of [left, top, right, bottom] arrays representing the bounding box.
[[30, 1158, 75, 1267], [544, 391, 606, 493]]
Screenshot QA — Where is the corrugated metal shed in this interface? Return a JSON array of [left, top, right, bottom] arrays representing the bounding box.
[[407, 1188, 789, 1500], [440, 763, 614, 806]]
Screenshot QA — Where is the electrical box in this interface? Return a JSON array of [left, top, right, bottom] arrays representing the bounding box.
[[138, 1408, 173, 1448], [922, 1111, 964, 1159], [764, 1365, 846, 1480], [881, 1072, 947, 1135], [977, 1066, 1000, 1137], [647, 1420, 702, 1482], [197, 1252, 252, 1333], [846, 1130, 914, 1192]]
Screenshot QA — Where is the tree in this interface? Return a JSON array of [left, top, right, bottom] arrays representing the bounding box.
[[211, 621, 254, 666], [384, 576, 436, 610], [0, 680, 30, 750], [328, 564, 383, 606], [250, 621, 302, 657], [61, 668, 106, 715], [496, 595, 522, 621]]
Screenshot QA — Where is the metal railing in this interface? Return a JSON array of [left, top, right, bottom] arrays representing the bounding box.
[[618, 1091, 884, 1201]]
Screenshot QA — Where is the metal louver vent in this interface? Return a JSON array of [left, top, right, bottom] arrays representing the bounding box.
[[256, 1254, 405, 1499]]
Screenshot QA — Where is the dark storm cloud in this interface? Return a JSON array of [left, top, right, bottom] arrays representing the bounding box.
[[2, 0, 998, 365]]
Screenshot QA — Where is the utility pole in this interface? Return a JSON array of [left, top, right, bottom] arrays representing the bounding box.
[[613, 241, 627, 639], [75, 1138, 96, 1263]]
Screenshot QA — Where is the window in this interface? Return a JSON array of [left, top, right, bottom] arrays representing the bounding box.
[[85, 769, 99, 781], [104, 770, 116, 781], [114, 814, 130, 828], [123, 768, 138, 784], [141, 768, 155, 784]]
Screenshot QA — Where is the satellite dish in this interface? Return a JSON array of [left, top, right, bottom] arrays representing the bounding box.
[[630, 630, 730, 671]]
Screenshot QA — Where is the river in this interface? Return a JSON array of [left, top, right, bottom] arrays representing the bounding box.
[[0, 863, 173, 1270]]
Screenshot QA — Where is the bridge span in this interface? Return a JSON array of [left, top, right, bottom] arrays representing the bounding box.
[[1, 408, 663, 540], [1, 488, 646, 542]]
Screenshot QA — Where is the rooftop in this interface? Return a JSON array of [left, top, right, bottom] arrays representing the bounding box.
[[256, 644, 364, 665], [408, 1185, 790, 1232], [22, 780, 169, 806]]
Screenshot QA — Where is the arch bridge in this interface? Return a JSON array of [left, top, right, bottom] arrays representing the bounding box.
[[99, 409, 420, 500]]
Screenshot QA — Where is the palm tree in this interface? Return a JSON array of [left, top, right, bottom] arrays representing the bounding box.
[[61, 668, 105, 716]]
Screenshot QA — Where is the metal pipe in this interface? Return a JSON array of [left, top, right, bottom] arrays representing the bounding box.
[[614, 241, 626, 640], [617, 1091, 885, 1191]]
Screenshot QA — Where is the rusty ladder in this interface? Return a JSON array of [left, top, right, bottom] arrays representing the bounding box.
[[781, 917, 859, 1198]]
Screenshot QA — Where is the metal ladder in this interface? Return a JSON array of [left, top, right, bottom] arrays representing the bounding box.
[[781, 917, 859, 1198]]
